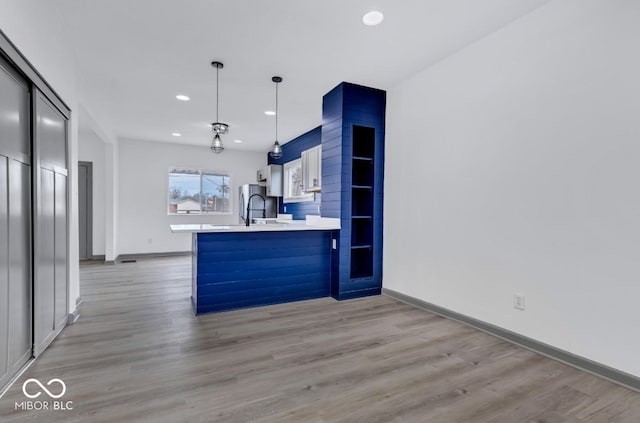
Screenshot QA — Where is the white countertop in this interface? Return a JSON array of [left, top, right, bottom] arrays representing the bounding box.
[[170, 216, 340, 233]]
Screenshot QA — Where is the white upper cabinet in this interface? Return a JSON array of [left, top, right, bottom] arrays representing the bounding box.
[[301, 145, 322, 192], [257, 164, 282, 197]]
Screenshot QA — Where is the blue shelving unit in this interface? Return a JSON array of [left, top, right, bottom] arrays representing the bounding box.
[[321, 83, 386, 300]]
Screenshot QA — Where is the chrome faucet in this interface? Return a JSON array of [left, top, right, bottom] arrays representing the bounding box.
[[246, 194, 266, 226]]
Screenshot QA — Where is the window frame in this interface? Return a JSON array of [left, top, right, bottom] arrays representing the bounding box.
[[167, 167, 233, 215]]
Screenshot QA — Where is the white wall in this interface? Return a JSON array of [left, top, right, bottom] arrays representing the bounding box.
[[78, 129, 106, 256], [105, 140, 119, 262], [117, 138, 266, 254], [77, 104, 119, 262], [384, 0, 640, 377], [0, 1, 81, 313]]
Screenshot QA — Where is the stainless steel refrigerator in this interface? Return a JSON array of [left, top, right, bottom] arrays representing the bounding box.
[[239, 184, 277, 224]]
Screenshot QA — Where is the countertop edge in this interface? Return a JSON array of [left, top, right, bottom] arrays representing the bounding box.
[[170, 224, 340, 233]]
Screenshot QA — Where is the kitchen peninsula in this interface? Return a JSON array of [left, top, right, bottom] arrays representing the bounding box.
[[171, 218, 340, 314], [173, 81, 385, 316]]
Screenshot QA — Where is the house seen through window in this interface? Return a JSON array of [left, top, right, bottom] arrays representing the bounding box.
[[168, 168, 231, 214]]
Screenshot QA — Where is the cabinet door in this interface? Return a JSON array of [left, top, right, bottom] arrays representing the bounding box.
[[301, 149, 308, 192], [302, 146, 322, 192], [313, 145, 322, 191], [265, 165, 282, 197]]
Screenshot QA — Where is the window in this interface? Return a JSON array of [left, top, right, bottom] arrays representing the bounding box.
[[283, 159, 314, 203], [168, 168, 231, 214]]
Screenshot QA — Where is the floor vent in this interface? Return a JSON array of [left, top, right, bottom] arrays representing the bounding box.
[[120, 259, 137, 263]]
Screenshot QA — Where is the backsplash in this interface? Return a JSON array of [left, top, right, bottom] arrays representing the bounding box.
[[281, 193, 321, 220]]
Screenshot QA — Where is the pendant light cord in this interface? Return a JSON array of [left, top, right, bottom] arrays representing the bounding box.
[[275, 81, 279, 142], [216, 66, 220, 122]]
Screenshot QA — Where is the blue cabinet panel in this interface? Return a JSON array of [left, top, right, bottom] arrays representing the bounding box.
[[198, 273, 327, 296], [319, 82, 386, 301], [198, 255, 327, 276], [321, 127, 343, 144], [322, 162, 342, 177], [321, 173, 341, 187], [339, 276, 380, 292], [193, 230, 332, 314], [196, 289, 330, 315], [322, 84, 344, 123], [322, 146, 342, 161], [335, 287, 382, 301]]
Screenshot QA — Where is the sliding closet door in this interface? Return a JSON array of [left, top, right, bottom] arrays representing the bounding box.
[[0, 157, 8, 387], [34, 91, 68, 356], [0, 57, 32, 388], [54, 170, 67, 325], [8, 160, 32, 368]]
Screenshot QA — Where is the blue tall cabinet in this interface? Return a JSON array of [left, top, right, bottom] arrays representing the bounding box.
[[321, 83, 386, 300]]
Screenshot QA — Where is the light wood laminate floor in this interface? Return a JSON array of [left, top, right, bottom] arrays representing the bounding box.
[[1, 256, 639, 422]]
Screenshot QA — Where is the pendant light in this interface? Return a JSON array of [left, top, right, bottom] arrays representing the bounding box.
[[269, 76, 283, 160], [210, 61, 228, 154]]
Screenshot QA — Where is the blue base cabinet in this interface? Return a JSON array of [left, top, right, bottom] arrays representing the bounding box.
[[192, 230, 334, 315], [321, 83, 386, 300]]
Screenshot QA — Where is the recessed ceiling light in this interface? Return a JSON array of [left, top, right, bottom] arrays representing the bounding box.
[[362, 11, 384, 26], [234, 139, 243, 144], [264, 110, 276, 116], [171, 132, 182, 137], [176, 94, 190, 101]]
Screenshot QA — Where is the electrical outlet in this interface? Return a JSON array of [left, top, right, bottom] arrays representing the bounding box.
[[514, 294, 525, 310], [332, 239, 337, 250]]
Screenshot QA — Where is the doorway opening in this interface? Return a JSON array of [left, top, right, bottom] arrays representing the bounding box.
[[78, 161, 93, 260]]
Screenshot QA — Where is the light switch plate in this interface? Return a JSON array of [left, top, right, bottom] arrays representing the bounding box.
[[514, 294, 525, 310]]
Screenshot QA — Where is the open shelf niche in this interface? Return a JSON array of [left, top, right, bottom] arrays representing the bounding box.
[[350, 125, 375, 279]]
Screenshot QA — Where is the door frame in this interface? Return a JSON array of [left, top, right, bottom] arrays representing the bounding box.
[[78, 161, 93, 260]]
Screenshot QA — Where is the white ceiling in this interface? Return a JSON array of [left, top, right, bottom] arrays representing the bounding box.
[[58, 0, 551, 152]]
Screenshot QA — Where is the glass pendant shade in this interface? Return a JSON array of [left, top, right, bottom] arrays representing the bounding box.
[[268, 76, 284, 160], [210, 61, 228, 154], [211, 133, 224, 153], [270, 140, 282, 159]]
